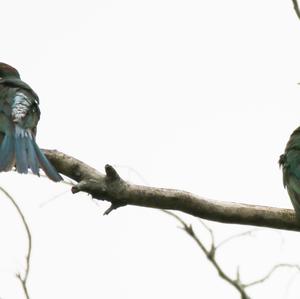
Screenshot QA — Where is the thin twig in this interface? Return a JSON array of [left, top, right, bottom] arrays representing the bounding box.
[[38, 172, 74, 186], [16, 273, 30, 299], [163, 210, 212, 259], [216, 229, 260, 249], [0, 187, 31, 298], [39, 190, 71, 208], [244, 264, 300, 288], [37, 172, 74, 208], [165, 211, 250, 299], [292, 0, 300, 21], [198, 219, 215, 248], [165, 212, 300, 299]]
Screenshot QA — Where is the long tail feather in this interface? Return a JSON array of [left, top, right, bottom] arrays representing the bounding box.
[[13, 125, 62, 182], [31, 138, 63, 182], [26, 135, 39, 175], [0, 134, 15, 171], [15, 126, 28, 173]]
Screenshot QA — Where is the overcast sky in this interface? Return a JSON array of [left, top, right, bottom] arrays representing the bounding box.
[[1, 0, 300, 298]]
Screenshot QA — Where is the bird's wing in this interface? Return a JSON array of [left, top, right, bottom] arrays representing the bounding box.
[[11, 91, 39, 124], [285, 150, 300, 179], [0, 78, 39, 102], [0, 83, 40, 134]]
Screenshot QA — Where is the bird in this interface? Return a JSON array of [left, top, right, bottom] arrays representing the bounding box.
[[0, 62, 62, 182], [279, 126, 300, 219]]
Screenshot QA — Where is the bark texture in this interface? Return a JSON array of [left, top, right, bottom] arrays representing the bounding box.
[[43, 149, 300, 232]]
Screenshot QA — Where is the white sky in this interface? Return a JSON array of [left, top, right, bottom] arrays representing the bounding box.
[[1, 0, 300, 298]]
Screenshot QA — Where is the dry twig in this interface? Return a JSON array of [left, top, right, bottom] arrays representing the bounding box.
[[292, 0, 300, 21], [0, 187, 31, 299], [164, 211, 300, 299], [216, 229, 260, 249]]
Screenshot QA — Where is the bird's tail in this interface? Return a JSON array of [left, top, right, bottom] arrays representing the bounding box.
[[0, 126, 62, 182], [0, 134, 15, 172], [31, 138, 63, 182]]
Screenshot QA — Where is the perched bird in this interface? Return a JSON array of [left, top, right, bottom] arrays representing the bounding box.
[[280, 126, 300, 219], [0, 62, 62, 182]]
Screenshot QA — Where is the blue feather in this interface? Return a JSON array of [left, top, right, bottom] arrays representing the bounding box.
[[0, 134, 15, 171], [15, 126, 28, 174], [0, 124, 62, 181], [31, 138, 62, 182], [25, 133, 39, 176]]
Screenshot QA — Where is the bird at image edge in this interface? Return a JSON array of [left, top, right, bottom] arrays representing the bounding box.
[[280, 126, 300, 220], [0, 62, 62, 182]]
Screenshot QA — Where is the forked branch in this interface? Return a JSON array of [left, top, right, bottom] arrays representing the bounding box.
[[0, 187, 31, 299], [164, 211, 300, 299], [43, 149, 300, 232]]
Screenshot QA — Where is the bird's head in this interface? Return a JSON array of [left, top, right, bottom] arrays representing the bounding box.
[[0, 63, 20, 79]]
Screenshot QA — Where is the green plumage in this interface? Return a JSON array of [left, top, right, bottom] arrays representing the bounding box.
[[280, 127, 300, 219], [0, 62, 62, 182]]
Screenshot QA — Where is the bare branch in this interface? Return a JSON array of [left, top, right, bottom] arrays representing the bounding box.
[[243, 264, 300, 288], [165, 211, 250, 299], [216, 229, 260, 249], [198, 219, 215, 245], [162, 210, 188, 229], [39, 190, 71, 208], [0, 187, 31, 298], [165, 212, 300, 299], [16, 273, 30, 299], [197, 219, 216, 256], [43, 149, 300, 232], [292, 0, 300, 21]]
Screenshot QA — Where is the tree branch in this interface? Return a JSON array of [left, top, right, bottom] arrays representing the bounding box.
[[243, 264, 300, 288], [0, 187, 31, 299], [292, 0, 300, 21], [216, 229, 260, 249], [165, 211, 300, 299], [165, 211, 251, 299], [43, 149, 300, 232]]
